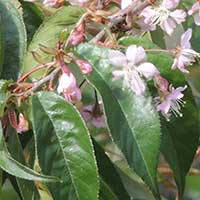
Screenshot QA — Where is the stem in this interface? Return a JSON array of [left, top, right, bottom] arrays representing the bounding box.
[[90, 0, 150, 43], [14, 68, 61, 97], [145, 49, 175, 55], [17, 61, 56, 83]]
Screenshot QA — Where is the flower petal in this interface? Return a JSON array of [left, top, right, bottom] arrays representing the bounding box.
[[162, 0, 180, 10], [136, 62, 160, 79], [194, 12, 200, 25], [180, 28, 192, 49], [126, 45, 146, 65], [108, 50, 127, 67], [130, 71, 146, 95]]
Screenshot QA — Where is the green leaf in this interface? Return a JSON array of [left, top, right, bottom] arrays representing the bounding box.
[[93, 140, 129, 200], [30, 92, 99, 200], [76, 43, 161, 198], [0, 0, 27, 80], [119, 36, 200, 197], [0, 93, 8, 118], [19, 1, 44, 44], [0, 123, 60, 183], [0, 20, 4, 74], [22, 6, 85, 80], [6, 127, 38, 200]]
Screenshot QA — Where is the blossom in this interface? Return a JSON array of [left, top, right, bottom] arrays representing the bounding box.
[[188, 1, 200, 26], [108, 45, 159, 95], [172, 28, 200, 73], [57, 72, 81, 103], [139, 0, 186, 35], [156, 85, 187, 120], [68, 0, 88, 6], [80, 104, 106, 128], [75, 59, 92, 75]]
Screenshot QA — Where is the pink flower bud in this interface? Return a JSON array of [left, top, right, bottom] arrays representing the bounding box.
[[75, 59, 92, 75], [154, 75, 169, 93], [69, 24, 85, 46], [57, 72, 82, 103], [17, 113, 29, 133]]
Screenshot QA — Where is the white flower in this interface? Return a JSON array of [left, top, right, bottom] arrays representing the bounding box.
[[140, 0, 186, 35], [108, 45, 159, 95], [172, 28, 200, 73]]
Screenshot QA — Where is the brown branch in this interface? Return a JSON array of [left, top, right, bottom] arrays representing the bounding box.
[[14, 68, 61, 97]]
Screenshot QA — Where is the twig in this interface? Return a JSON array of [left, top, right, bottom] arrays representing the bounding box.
[[14, 68, 61, 97], [17, 61, 56, 83]]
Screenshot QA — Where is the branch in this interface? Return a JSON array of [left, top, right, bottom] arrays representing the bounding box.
[[14, 68, 61, 97]]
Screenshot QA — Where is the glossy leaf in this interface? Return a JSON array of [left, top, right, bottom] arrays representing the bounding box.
[[19, 1, 44, 44], [6, 127, 37, 200], [93, 140, 129, 199], [30, 92, 99, 200], [119, 36, 200, 196], [0, 0, 27, 80], [0, 20, 3, 75], [0, 123, 60, 183], [22, 6, 85, 79], [76, 43, 161, 198]]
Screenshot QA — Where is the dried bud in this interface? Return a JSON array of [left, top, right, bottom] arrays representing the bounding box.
[[69, 23, 85, 46], [75, 59, 92, 75], [154, 75, 169, 93]]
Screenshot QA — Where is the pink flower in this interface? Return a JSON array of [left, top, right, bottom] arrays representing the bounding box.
[[156, 85, 187, 120], [108, 45, 159, 95], [57, 72, 81, 103], [188, 1, 200, 26], [140, 0, 186, 35], [172, 29, 200, 73], [75, 59, 92, 75], [80, 104, 106, 128]]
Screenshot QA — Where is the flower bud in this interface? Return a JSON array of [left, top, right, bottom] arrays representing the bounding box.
[[75, 59, 92, 75], [69, 23, 85, 46], [154, 75, 169, 93], [17, 113, 29, 133]]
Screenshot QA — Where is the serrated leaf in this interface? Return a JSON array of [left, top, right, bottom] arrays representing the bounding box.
[[0, 0, 27, 80], [76, 43, 161, 199], [0, 123, 60, 183], [22, 6, 85, 80], [19, 1, 44, 44], [30, 92, 99, 200], [119, 36, 200, 197]]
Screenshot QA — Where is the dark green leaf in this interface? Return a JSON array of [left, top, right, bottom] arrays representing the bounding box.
[[7, 127, 38, 200], [93, 140, 129, 200], [0, 0, 27, 80], [0, 123, 60, 183], [76, 43, 161, 198], [30, 92, 99, 200]]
